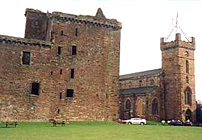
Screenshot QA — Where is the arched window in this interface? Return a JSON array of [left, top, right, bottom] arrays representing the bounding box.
[[185, 87, 192, 105], [129, 81, 132, 88], [185, 51, 189, 57], [136, 97, 143, 115], [152, 98, 158, 115], [139, 80, 142, 87], [186, 60, 189, 74], [150, 79, 155, 86], [119, 83, 122, 88], [125, 99, 131, 111]]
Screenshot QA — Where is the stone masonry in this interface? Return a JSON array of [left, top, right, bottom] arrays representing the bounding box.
[[119, 33, 196, 122], [0, 8, 122, 121], [0, 8, 197, 122]]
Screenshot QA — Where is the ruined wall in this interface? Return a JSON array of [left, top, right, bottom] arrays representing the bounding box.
[[0, 8, 121, 121], [0, 35, 53, 121], [48, 9, 121, 121], [24, 9, 52, 41]]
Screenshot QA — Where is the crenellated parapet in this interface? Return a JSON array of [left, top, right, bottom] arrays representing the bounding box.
[[25, 8, 122, 31], [0, 35, 52, 47], [52, 13, 122, 30], [160, 33, 195, 51]]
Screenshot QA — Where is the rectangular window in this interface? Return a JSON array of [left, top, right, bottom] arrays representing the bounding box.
[[186, 60, 189, 74], [71, 69, 74, 79], [72, 46, 76, 55], [22, 51, 31, 65], [31, 83, 40, 95], [61, 30, 63, 36], [58, 47, 62, 55], [75, 28, 78, 37], [67, 89, 74, 97], [59, 93, 62, 99]]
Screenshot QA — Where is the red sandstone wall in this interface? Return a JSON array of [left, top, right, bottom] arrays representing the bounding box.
[[0, 9, 121, 121]]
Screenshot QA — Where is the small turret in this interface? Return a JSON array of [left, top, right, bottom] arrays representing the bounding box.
[[95, 8, 106, 20], [160, 33, 195, 51]]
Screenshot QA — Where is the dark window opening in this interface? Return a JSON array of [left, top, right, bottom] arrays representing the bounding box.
[[186, 76, 189, 83], [129, 81, 132, 88], [72, 46, 76, 55], [51, 31, 54, 41], [60, 69, 63, 75], [146, 99, 149, 112], [186, 60, 189, 74], [31, 83, 40, 96], [57, 109, 60, 114], [119, 83, 122, 88], [51, 71, 53, 75], [61, 30, 63, 35], [71, 69, 74, 78], [67, 89, 74, 97], [150, 79, 154, 85], [139, 80, 142, 87], [22, 51, 31, 65], [59, 93, 62, 99], [58, 47, 62, 55], [75, 28, 78, 36]]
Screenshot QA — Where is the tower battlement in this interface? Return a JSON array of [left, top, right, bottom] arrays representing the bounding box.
[[160, 33, 195, 51], [24, 8, 122, 42], [0, 34, 52, 47], [25, 8, 122, 30]]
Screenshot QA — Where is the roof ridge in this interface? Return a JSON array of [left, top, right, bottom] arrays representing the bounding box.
[[119, 68, 162, 80], [0, 34, 52, 47]]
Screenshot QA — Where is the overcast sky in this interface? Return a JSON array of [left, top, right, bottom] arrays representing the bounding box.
[[0, 0, 202, 100]]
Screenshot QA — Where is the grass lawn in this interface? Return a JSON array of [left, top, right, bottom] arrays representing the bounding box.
[[0, 121, 202, 140]]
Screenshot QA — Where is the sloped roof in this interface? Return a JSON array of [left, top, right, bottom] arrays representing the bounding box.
[[119, 86, 157, 95], [119, 68, 162, 81]]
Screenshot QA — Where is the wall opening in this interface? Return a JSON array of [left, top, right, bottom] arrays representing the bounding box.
[[71, 69, 75, 78], [185, 109, 192, 121], [57, 109, 60, 114], [139, 80, 142, 87], [75, 28, 78, 37], [61, 30, 63, 36], [72, 46, 76, 55], [59, 93, 62, 99], [67, 89, 74, 97], [22, 51, 31, 65], [186, 76, 189, 83], [31, 83, 40, 96], [125, 99, 131, 119], [58, 47, 62, 55], [186, 60, 189, 74]]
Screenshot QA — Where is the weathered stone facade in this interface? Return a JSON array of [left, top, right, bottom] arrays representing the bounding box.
[[119, 69, 164, 120], [119, 33, 196, 122], [0, 8, 121, 121], [0, 8, 197, 123]]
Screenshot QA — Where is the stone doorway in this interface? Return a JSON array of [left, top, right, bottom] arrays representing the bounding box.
[[185, 109, 192, 121]]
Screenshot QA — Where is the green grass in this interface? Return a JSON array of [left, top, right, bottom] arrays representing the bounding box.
[[0, 121, 202, 140]]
